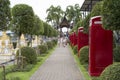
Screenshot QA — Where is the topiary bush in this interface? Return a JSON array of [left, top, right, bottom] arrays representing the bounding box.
[[38, 44, 48, 54], [79, 46, 89, 65], [73, 45, 78, 55], [113, 45, 120, 62], [52, 40, 56, 46], [99, 63, 120, 80], [46, 41, 53, 49], [46, 41, 51, 49], [51, 39, 57, 47], [16, 47, 37, 64], [52, 39, 57, 45]]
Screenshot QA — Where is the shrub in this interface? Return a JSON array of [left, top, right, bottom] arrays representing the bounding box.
[[73, 45, 78, 55], [37, 57, 43, 62], [20, 64, 34, 72], [113, 45, 120, 62], [99, 63, 120, 80], [52, 39, 57, 45], [79, 46, 89, 65], [51, 40, 57, 47], [38, 44, 48, 54], [12, 64, 34, 72], [46, 41, 53, 49], [51, 41, 55, 47], [16, 47, 37, 64]]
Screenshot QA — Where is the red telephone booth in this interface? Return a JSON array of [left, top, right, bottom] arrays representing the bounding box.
[[73, 32, 77, 46], [89, 16, 113, 76], [77, 27, 88, 56], [71, 33, 74, 45], [69, 34, 72, 44]]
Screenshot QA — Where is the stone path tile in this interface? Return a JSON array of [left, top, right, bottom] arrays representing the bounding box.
[[30, 46, 85, 80]]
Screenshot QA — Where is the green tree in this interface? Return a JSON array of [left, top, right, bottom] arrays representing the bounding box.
[[81, 1, 103, 33], [29, 15, 44, 46], [12, 4, 35, 65], [12, 4, 35, 36], [53, 29, 58, 37], [46, 5, 63, 28], [91, 1, 103, 17], [33, 15, 44, 35], [74, 4, 82, 24], [82, 13, 91, 33], [43, 22, 49, 37], [48, 26, 53, 37], [102, 0, 120, 30], [65, 5, 74, 23], [65, 4, 81, 26], [0, 0, 11, 30], [31, 15, 44, 53], [39, 20, 44, 35]]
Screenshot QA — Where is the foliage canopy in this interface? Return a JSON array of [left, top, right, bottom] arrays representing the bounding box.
[[102, 0, 120, 30], [12, 4, 34, 36], [0, 0, 11, 30]]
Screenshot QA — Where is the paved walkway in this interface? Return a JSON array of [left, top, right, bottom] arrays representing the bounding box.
[[30, 45, 85, 80]]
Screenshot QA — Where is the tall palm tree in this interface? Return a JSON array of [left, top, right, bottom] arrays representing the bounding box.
[[65, 4, 82, 26], [74, 4, 82, 24], [46, 5, 64, 28], [65, 5, 75, 23]]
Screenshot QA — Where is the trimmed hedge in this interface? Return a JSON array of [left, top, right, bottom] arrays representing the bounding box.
[[38, 44, 48, 54], [46, 41, 53, 49], [99, 63, 120, 80], [52, 39, 57, 45], [16, 47, 37, 64], [51, 39, 57, 47], [73, 45, 78, 55], [79, 46, 89, 65], [38, 40, 57, 54]]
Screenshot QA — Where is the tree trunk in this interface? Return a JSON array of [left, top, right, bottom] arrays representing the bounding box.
[[17, 34, 23, 69], [36, 35, 39, 55]]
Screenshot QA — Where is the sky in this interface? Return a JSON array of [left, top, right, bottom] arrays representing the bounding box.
[[10, 0, 84, 21]]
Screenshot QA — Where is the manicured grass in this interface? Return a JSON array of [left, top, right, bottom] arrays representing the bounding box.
[[6, 47, 56, 80], [0, 65, 14, 80], [74, 55, 91, 80], [69, 45, 92, 80]]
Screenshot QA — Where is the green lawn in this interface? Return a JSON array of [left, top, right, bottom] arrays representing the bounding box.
[[6, 47, 56, 80], [2, 45, 99, 80]]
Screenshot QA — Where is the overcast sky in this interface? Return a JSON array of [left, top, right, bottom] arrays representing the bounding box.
[[10, 0, 84, 21]]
